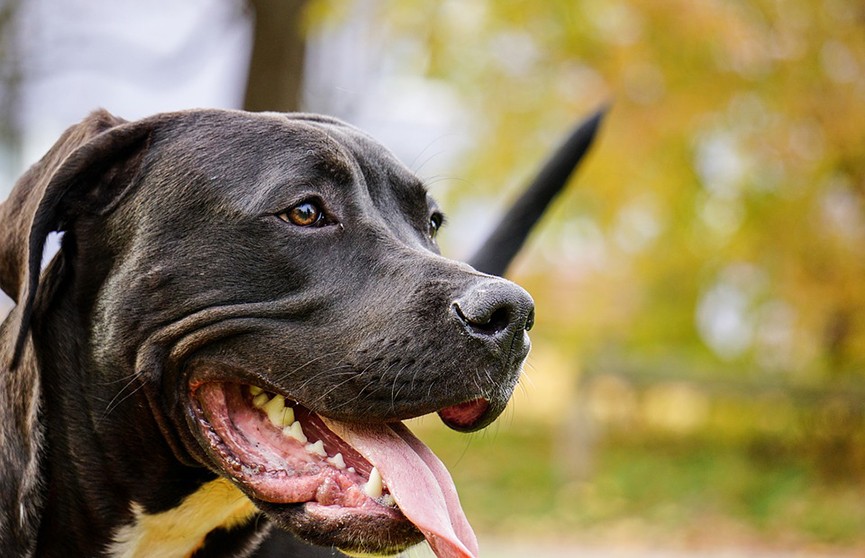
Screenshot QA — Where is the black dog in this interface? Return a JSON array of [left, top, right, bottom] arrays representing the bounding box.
[[251, 108, 606, 558], [0, 109, 538, 557]]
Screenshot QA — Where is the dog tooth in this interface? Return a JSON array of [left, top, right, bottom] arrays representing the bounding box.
[[280, 406, 295, 427], [249, 385, 263, 396], [283, 421, 307, 444], [252, 393, 270, 408], [348, 467, 356, 474], [364, 467, 383, 498], [327, 453, 346, 469], [381, 494, 396, 507], [306, 440, 327, 457], [262, 394, 285, 426]]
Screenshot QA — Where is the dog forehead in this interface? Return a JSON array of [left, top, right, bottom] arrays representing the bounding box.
[[139, 110, 428, 214], [285, 114, 426, 196], [150, 111, 353, 172], [292, 117, 432, 215]]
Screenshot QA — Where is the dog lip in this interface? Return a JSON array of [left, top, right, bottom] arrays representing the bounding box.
[[255, 499, 425, 555], [188, 380, 480, 556], [186, 381, 425, 553], [437, 398, 491, 431], [189, 382, 384, 495]]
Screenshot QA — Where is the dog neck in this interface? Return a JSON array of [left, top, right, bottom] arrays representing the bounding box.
[[29, 334, 264, 557], [24, 270, 262, 556]]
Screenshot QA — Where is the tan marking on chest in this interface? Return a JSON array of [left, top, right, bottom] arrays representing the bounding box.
[[108, 478, 257, 558]]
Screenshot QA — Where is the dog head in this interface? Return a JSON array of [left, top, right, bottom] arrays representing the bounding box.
[[0, 109, 534, 556]]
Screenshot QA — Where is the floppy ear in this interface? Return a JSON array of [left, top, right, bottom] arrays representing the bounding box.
[[0, 109, 153, 367]]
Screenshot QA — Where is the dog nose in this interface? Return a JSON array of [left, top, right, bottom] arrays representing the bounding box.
[[452, 279, 535, 357]]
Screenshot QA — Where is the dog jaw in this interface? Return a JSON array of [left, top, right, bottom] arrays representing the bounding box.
[[189, 382, 478, 557]]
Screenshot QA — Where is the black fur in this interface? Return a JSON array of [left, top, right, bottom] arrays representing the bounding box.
[[253, 107, 606, 557], [0, 109, 535, 556]]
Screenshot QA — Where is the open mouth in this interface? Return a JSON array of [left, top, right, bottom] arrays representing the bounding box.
[[189, 382, 481, 557]]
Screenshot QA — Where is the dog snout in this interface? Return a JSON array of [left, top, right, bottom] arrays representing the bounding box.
[[452, 279, 535, 357]]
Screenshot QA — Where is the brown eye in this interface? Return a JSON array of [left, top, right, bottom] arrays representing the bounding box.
[[280, 201, 323, 227], [429, 212, 444, 239]]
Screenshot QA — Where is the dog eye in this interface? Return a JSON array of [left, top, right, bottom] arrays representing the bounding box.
[[429, 212, 444, 239], [279, 201, 323, 227]]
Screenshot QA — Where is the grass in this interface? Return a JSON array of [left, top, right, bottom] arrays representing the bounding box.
[[413, 421, 865, 550]]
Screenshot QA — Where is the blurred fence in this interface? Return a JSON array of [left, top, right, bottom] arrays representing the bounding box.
[[559, 357, 865, 482]]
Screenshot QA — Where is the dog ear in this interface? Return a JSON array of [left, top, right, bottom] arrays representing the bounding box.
[[0, 109, 153, 367]]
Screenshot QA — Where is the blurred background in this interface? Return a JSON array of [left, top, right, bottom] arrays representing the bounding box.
[[1, 0, 864, 556]]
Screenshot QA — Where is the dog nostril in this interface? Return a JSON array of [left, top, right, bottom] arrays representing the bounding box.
[[452, 281, 534, 339], [453, 301, 513, 336]]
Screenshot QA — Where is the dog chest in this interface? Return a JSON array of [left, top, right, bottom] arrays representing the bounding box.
[[107, 478, 256, 558]]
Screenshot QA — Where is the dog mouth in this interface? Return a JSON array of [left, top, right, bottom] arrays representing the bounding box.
[[189, 382, 480, 557]]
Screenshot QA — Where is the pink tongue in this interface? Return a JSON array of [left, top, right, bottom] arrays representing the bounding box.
[[320, 417, 479, 558]]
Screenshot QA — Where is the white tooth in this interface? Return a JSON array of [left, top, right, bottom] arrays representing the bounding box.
[[327, 453, 346, 469], [364, 467, 383, 498], [249, 385, 263, 396], [283, 421, 307, 443], [347, 467, 356, 474], [252, 393, 270, 408], [306, 440, 327, 457], [381, 494, 395, 507], [263, 395, 285, 426], [280, 406, 295, 427]]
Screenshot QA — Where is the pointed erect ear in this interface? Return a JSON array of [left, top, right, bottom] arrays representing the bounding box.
[[0, 109, 154, 367]]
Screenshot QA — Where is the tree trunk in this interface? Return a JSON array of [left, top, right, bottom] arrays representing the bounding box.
[[243, 0, 309, 112]]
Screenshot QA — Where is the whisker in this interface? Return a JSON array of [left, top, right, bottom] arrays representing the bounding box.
[[277, 351, 342, 386], [388, 363, 412, 415], [101, 375, 147, 420]]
